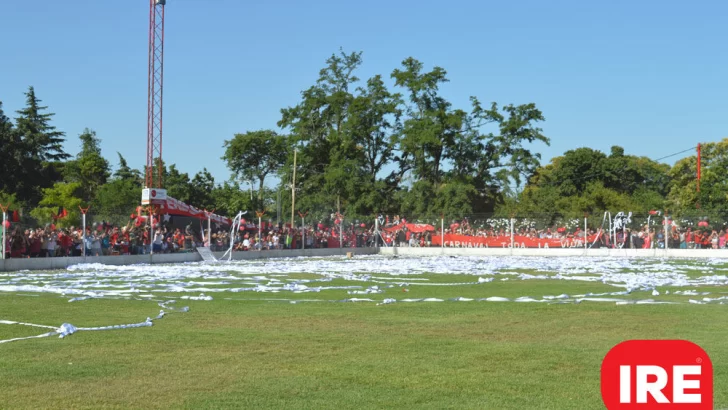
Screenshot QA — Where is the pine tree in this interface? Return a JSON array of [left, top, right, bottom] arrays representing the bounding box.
[[114, 152, 142, 183], [0, 101, 22, 194], [15, 86, 69, 162]]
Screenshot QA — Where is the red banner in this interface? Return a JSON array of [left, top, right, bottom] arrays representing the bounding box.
[[384, 222, 436, 233], [431, 233, 600, 248], [145, 196, 232, 225]]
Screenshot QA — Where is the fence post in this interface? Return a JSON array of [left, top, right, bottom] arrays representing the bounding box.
[[298, 211, 307, 250], [0, 204, 7, 260], [664, 211, 669, 252], [149, 206, 154, 255], [510, 214, 515, 252], [207, 210, 212, 248], [256, 211, 264, 251], [441, 215, 444, 249], [584, 212, 588, 251], [375, 216, 380, 248], [79, 206, 90, 261]]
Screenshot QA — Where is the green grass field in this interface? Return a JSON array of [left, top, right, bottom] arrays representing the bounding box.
[[1, 257, 727, 409]]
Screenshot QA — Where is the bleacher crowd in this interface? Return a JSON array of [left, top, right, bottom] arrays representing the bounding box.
[[3, 214, 727, 258]]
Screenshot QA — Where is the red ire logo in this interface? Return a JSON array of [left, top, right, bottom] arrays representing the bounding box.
[[601, 340, 713, 409]]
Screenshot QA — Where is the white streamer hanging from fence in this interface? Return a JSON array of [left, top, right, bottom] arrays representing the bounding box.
[[221, 211, 246, 261]]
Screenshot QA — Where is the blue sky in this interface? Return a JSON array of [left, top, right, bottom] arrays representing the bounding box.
[[1, 0, 725, 187]]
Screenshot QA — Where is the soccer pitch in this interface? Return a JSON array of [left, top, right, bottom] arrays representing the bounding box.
[[1, 255, 727, 409]]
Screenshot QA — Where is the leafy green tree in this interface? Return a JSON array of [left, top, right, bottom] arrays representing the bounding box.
[[667, 139, 728, 219], [391, 57, 461, 186], [0, 191, 20, 211], [30, 182, 83, 228], [278, 50, 364, 215], [222, 130, 288, 208], [164, 163, 192, 203], [512, 145, 670, 221], [90, 153, 142, 224], [64, 128, 111, 202], [190, 169, 216, 210], [210, 181, 256, 217], [92, 179, 141, 225], [391, 57, 549, 215]]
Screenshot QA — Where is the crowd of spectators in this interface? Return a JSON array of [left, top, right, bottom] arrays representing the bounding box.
[[3, 213, 728, 258]]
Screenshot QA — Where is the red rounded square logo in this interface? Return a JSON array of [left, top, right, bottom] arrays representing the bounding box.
[[601, 340, 713, 409]]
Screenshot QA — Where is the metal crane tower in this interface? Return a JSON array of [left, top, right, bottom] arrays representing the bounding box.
[[146, 0, 166, 189]]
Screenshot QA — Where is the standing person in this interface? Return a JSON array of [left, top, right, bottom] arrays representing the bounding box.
[[153, 228, 163, 253]]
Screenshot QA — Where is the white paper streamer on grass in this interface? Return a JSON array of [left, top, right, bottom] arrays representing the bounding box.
[[4, 255, 728, 299], [0, 300, 189, 344]]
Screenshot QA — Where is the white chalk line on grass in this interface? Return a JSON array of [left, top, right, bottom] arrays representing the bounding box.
[[0, 300, 189, 345]]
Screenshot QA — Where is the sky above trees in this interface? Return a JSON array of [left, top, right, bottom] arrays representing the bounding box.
[[0, 1, 725, 184]]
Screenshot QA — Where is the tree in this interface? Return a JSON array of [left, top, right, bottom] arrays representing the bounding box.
[[210, 181, 256, 218], [0, 101, 23, 196], [15, 86, 69, 163], [13, 87, 69, 204], [391, 57, 549, 215], [222, 130, 289, 208], [190, 169, 216, 210], [164, 163, 192, 204], [92, 179, 141, 225], [64, 128, 111, 202], [114, 152, 143, 184], [667, 139, 728, 219], [29, 182, 84, 228], [278, 50, 364, 214], [391, 57, 460, 186], [511, 145, 670, 220]]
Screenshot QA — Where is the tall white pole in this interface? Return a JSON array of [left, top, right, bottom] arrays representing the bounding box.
[[375, 217, 386, 248], [441, 217, 444, 248], [82, 213, 87, 261], [291, 148, 297, 229], [1, 211, 6, 260], [510, 217, 514, 248], [664, 215, 669, 251], [258, 215, 262, 251], [149, 209, 153, 255]]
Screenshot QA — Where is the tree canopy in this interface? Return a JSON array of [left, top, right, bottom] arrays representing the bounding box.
[[0, 52, 714, 228]]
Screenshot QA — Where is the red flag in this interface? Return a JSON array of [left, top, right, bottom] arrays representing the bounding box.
[[11, 210, 19, 222], [54, 207, 68, 219]]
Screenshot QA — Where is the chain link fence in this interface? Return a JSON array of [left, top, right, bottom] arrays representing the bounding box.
[[4, 209, 728, 258]]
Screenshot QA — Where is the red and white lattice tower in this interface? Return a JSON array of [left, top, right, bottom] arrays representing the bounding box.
[[146, 0, 166, 189]]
